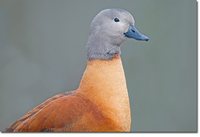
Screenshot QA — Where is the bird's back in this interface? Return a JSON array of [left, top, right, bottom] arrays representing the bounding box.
[[6, 90, 122, 132]]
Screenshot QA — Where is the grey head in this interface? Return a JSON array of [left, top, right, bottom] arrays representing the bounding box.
[[87, 9, 149, 60]]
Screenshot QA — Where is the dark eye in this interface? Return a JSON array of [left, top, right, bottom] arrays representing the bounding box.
[[114, 18, 120, 22]]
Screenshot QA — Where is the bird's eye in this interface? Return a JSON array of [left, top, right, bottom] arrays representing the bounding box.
[[114, 18, 120, 22]]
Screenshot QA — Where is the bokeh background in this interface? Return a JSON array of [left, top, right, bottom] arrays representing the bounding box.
[[0, 0, 197, 132]]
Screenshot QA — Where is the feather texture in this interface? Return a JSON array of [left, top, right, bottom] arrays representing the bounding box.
[[6, 56, 131, 132]]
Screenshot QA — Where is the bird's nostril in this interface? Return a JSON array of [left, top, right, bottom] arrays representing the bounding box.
[[132, 29, 135, 33]]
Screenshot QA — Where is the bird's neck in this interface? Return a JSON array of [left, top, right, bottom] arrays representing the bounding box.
[[78, 55, 131, 130], [86, 34, 122, 60]]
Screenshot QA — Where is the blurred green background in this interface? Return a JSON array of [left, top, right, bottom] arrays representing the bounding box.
[[0, 0, 197, 132]]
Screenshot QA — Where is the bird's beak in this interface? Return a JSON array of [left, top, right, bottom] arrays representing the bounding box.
[[124, 25, 149, 41]]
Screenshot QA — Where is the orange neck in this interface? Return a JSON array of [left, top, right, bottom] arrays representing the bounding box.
[[78, 56, 131, 131]]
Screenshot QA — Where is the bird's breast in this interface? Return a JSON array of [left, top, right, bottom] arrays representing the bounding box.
[[78, 56, 131, 131]]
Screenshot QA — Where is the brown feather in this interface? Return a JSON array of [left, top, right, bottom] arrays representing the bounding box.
[[6, 56, 131, 132]]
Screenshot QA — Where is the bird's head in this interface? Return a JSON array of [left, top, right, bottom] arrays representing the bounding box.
[[87, 9, 149, 60]]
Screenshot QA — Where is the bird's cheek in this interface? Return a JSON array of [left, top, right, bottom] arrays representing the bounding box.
[[118, 23, 129, 36], [124, 25, 130, 34]]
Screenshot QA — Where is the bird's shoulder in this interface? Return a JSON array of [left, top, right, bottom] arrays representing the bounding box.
[[6, 89, 121, 132], [6, 90, 91, 132]]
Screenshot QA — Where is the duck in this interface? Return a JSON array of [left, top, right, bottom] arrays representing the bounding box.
[[6, 9, 149, 132]]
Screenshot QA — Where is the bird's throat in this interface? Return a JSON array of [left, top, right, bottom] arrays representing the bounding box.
[[87, 35, 122, 60], [78, 56, 131, 131]]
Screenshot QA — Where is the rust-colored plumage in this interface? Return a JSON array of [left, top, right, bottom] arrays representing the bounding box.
[[6, 56, 131, 132], [6, 8, 149, 132]]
